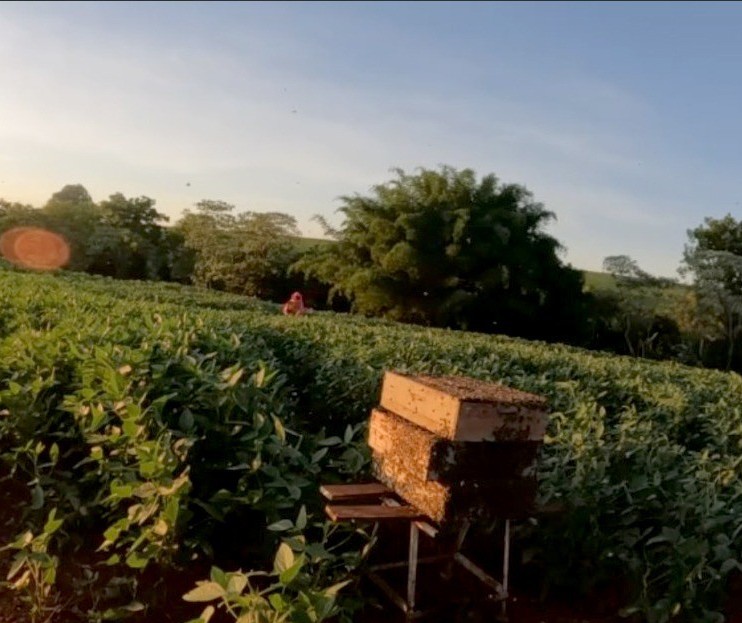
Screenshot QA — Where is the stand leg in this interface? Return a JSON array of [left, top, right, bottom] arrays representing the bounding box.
[[407, 522, 419, 614], [501, 519, 511, 618], [442, 519, 470, 580]]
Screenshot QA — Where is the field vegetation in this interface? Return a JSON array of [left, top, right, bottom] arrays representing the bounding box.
[[0, 267, 740, 622]]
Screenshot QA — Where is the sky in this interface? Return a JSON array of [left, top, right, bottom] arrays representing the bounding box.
[[2, 1, 742, 277]]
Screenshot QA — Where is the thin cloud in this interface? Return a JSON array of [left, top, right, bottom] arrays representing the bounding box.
[[0, 3, 730, 279]]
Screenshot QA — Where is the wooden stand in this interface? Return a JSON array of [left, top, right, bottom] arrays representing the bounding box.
[[321, 482, 510, 621]]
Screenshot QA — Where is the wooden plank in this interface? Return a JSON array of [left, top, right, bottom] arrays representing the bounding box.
[[325, 503, 425, 522], [369, 555, 450, 571], [453, 552, 506, 598], [366, 571, 410, 613], [320, 482, 391, 501], [382, 497, 439, 538], [368, 408, 540, 483], [379, 371, 548, 441]]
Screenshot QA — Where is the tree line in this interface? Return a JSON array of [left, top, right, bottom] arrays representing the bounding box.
[[1, 167, 741, 373]]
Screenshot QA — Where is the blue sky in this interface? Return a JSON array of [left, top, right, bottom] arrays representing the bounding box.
[[2, 1, 742, 277]]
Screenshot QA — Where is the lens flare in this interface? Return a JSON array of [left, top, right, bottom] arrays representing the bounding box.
[[0, 227, 71, 270]]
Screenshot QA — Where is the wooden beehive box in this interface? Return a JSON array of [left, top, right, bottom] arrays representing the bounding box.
[[368, 408, 539, 483], [379, 371, 548, 441], [369, 408, 538, 522], [371, 450, 537, 523]]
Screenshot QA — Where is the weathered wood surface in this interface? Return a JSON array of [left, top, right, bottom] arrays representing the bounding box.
[[325, 503, 424, 522], [320, 482, 391, 501], [372, 450, 538, 524], [368, 408, 539, 482], [379, 371, 548, 441]]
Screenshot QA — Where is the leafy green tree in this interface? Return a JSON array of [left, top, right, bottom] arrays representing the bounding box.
[[683, 215, 742, 370], [87, 193, 171, 280], [42, 184, 102, 271], [0, 200, 43, 269], [0, 199, 43, 230], [45, 184, 94, 209], [160, 227, 194, 283], [295, 166, 589, 340], [686, 214, 742, 256], [2, 188, 188, 282], [176, 200, 301, 300], [600, 255, 681, 358]]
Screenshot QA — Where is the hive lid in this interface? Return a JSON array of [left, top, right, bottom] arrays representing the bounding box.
[[379, 371, 548, 442], [411, 374, 547, 408]]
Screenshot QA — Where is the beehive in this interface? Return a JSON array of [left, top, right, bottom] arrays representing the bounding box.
[[370, 372, 548, 524]]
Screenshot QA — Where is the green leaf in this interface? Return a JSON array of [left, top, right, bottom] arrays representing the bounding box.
[[273, 542, 295, 573], [226, 573, 248, 595], [295, 505, 307, 530], [324, 579, 351, 597], [110, 483, 134, 498], [6, 556, 26, 581], [255, 366, 266, 388], [30, 485, 44, 510], [103, 525, 122, 543], [122, 419, 139, 438], [227, 368, 244, 387], [198, 605, 215, 622], [647, 527, 680, 546], [268, 593, 287, 612], [273, 416, 286, 442], [210, 566, 228, 588], [279, 556, 304, 585], [125, 552, 150, 569], [311, 448, 328, 463], [305, 543, 331, 560], [183, 582, 226, 602], [120, 602, 145, 612], [317, 436, 342, 447], [267, 519, 293, 532], [43, 510, 63, 535], [179, 409, 195, 431]]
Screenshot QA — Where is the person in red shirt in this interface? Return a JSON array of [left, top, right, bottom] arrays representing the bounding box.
[[282, 291, 306, 316]]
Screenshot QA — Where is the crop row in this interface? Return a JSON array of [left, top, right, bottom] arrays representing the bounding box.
[[1, 267, 741, 622]]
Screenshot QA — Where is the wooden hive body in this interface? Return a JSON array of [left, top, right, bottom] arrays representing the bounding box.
[[369, 409, 538, 523], [369, 408, 539, 483]]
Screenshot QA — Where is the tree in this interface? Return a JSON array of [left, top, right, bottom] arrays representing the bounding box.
[[42, 184, 102, 271], [0, 188, 193, 283], [686, 214, 742, 256], [176, 200, 301, 300], [88, 193, 171, 279], [0, 199, 44, 231], [45, 184, 94, 209], [682, 215, 742, 370], [295, 166, 590, 340], [600, 255, 681, 358]]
